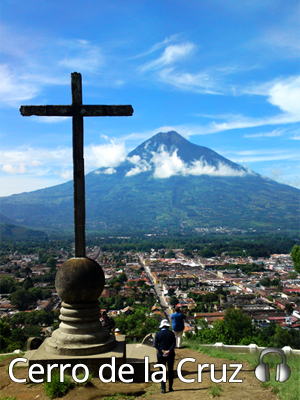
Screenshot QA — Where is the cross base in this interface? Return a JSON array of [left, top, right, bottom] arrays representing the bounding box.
[[45, 300, 115, 356], [29, 335, 126, 377]]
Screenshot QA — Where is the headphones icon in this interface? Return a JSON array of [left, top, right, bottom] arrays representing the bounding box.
[[255, 348, 291, 382]]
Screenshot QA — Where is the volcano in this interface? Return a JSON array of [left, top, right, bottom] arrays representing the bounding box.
[[0, 131, 299, 233]]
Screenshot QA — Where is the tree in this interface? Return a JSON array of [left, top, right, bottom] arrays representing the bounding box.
[[291, 245, 300, 273], [170, 296, 178, 307], [222, 308, 255, 345], [166, 250, 176, 258], [42, 289, 52, 299], [201, 249, 216, 258], [28, 287, 44, 301], [115, 296, 124, 310], [288, 271, 298, 280], [23, 276, 34, 290], [24, 326, 42, 338], [126, 298, 134, 306], [46, 257, 56, 271], [118, 273, 127, 284], [113, 282, 121, 292], [284, 303, 294, 313], [272, 324, 293, 348], [24, 266, 32, 276], [0, 320, 11, 351], [10, 288, 33, 311], [260, 277, 271, 287], [0, 276, 16, 294]]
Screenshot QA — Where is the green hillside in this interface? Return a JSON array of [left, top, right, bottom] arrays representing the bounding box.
[[0, 223, 48, 240]]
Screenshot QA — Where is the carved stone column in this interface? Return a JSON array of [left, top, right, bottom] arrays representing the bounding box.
[[46, 257, 116, 356]]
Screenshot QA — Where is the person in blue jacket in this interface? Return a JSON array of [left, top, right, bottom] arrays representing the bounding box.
[[171, 306, 186, 348], [154, 319, 176, 393]]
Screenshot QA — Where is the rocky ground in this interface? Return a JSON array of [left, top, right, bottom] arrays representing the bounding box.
[[0, 348, 278, 400]]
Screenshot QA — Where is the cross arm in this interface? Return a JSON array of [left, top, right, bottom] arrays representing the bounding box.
[[20, 105, 133, 117]]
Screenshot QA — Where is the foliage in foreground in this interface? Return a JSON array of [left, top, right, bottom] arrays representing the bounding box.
[[209, 384, 223, 397], [44, 373, 74, 399], [43, 371, 95, 398]]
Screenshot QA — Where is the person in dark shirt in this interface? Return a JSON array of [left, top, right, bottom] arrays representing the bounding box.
[[171, 306, 186, 348], [100, 311, 116, 333], [154, 319, 176, 393]]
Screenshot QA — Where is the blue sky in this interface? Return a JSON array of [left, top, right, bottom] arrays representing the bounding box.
[[0, 0, 299, 196]]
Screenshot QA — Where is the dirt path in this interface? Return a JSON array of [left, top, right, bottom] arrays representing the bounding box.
[[0, 349, 278, 400]]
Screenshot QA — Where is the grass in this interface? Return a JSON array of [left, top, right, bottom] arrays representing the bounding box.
[[0, 353, 24, 362], [0, 397, 18, 400], [44, 372, 74, 399], [103, 395, 135, 400], [74, 372, 94, 387], [184, 339, 300, 400], [43, 370, 95, 398], [209, 384, 223, 397]]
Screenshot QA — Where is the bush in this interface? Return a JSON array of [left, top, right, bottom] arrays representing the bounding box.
[[185, 331, 193, 340], [44, 372, 74, 399]]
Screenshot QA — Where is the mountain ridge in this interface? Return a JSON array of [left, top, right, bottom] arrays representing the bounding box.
[[128, 131, 245, 170]]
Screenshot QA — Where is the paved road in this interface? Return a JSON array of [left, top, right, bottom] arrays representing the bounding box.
[[138, 255, 172, 322]]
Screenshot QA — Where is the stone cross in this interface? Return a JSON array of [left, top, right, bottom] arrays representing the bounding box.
[[20, 72, 133, 257]]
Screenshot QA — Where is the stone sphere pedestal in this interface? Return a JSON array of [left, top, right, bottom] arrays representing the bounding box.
[[45, 257, 116, 356], [26, 257, 157, 381]]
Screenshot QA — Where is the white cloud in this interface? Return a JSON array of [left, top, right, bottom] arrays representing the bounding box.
[[85, 139, 127, 170], [0, 65, 40, 106], [58, 39, 104, 72], [0, 30, 105, 108], [233, 149, 288, 156], [188, 75, 300, 134], [0, 146, 72, 178], [151, 147, 186, 178], [139, 39, 300, 128], [244, 129, 285, 138], [141, 42, 196, 72], [131, 35, 180, 60], [151, 147, 248, 178], [159, 68, 221, 94], [125, 155, 152, 177], [218, 146, 300, 168], [124, 146, 249, 179], [104, 167, 117, 175], [187, 159, 249, 177], [56, 169, 73, 180], [232, 153, 300, 163], [95, 167, 117, 175], [267, 76, 300, 116], [0, 139, 127, 179], [2, 164, 27, 174]]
